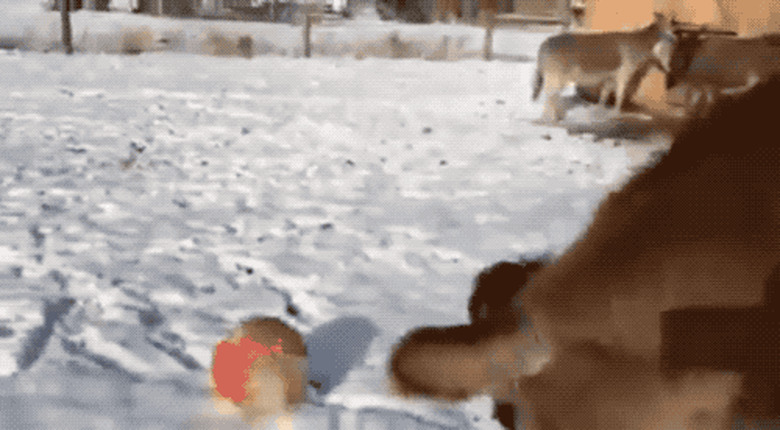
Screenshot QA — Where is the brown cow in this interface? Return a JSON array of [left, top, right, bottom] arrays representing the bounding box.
[[666, 33, 780, 115], [392, 78, 780, 429]]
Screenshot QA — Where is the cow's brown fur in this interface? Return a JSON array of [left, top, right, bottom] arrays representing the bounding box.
[[392, 78, 780, 429], [667, 33, 780, 115]]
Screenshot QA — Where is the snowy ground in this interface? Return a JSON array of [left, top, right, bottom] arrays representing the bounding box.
[[0, 6, 674, 430]]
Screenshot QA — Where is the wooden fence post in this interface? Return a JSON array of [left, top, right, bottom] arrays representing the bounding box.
[[303, 13, 313, 58], [60, 0, 73, 54], [483, 11, 495, 61]]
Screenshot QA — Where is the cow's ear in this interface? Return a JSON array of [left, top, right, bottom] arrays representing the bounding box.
[[654, 12, 675, 34], [653, 12, 670, 28]]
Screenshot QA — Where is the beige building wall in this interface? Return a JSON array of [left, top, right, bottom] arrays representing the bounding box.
[[718, 0, 780, 35], [583, 0, 780, 34], [660, 0, 722, 26], [583, 0, 654, 30], [580, 0, 779, 108]]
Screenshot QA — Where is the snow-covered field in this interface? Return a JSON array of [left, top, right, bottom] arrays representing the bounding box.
[[0, 6, 673, 429]]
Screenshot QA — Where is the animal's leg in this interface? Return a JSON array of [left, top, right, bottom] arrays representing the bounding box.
[[598, 81, 614, 107], [543, 94, 557, 122], [682, 86, 701, 116], [613, 77, 628, 114], [542, 78, 565, 122], [706, 87, 715, 105], [688, 85, 715, 117], [611, 61, 636, 114], [721, 72, 761, 96], [552, 94, 566, 121], [685, 86, 700, 108]]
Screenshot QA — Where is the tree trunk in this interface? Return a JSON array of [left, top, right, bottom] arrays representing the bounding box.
[[60, 0, 74, 54]]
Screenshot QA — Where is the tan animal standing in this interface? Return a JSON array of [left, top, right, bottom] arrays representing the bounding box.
[[210, 317, 308, 429], [667, 33, 780, 115], [533, 13, 676, 122], [392, 79, 780, 429]]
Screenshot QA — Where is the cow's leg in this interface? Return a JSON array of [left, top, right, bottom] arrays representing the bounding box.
[[689, 85, 715, 117], [543, 92, 565, 122], [706, 87, 715, 105], [685, 86, 701, 108], [721, 72, 761, 96], [543, 88, 565, 123], [540, 73, 567, 122], [613, 68, 631, 114], [598, 80, 614, 107], [683, 86, 708, 117]]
